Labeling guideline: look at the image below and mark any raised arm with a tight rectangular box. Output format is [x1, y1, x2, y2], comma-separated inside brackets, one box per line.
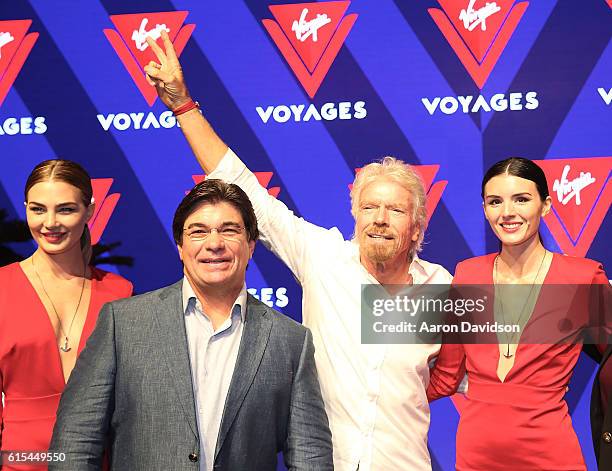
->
[49, 303, 117, 471]
[284, 329, 333, 470]
[144, 30, 226, 174]
[144, 31, 340, 283]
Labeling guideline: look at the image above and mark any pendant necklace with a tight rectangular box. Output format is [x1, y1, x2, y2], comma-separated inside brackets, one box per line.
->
[32, 255, 87, 353]
[494, 249, 547, 358]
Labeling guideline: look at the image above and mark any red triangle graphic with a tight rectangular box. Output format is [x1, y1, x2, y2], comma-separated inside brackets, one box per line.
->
[110, 11, 188, 70]
[269, 1, 350, 72]
[263, 2, 357, 98]
[0, 20, 38, 107]
[91, 178, 113, 219]
[429, 1, 528, 88]
[412, 165, 448, 226]
[191, 175, 205, 185]
[534, 158, 611, 257]
[413, 165, 439, 192]
[437, 0, 514, 63]
[105, 11, 195, 106]
[90, 178, 121, 245]
[0, 20, 30, 79]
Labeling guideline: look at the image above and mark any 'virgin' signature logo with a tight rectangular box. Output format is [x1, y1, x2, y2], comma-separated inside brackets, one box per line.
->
[552, 165, 596, 206]
[459, 0, 501, 31]
[292, 8, 331, 42]
[131, 18, 169, 51]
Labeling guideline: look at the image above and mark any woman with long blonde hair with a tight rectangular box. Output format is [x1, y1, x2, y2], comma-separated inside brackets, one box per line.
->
[0, 160, 132, 470]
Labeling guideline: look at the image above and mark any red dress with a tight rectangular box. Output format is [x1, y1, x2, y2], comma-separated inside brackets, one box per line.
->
[0, 262, 132, 470]
[428, 253, 610, 471]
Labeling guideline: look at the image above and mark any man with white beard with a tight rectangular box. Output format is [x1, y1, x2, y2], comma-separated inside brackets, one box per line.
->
[145, 31, 453, 471]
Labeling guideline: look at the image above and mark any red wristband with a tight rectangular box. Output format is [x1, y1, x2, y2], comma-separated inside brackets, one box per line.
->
[173, 100, 200, 116]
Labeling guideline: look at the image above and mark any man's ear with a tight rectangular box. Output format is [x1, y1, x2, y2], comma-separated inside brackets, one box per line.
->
[177, 243, 184, 262]
[248, 240, 256, 258]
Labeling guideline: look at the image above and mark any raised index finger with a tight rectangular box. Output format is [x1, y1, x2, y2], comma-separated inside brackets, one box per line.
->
[146, 36, 167, 65]
[160, 29, 179, 64]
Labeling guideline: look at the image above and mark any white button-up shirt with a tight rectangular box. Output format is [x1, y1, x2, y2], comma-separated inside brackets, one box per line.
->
[210, 149, 453, 471]
[182, 278, 247, 471]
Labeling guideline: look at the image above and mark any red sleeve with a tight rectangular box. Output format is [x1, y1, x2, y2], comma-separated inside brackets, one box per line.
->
[427, 258, 482, 401]
[427, 339, 466, 401]
[0, 268, 6, 452]
[1, 368, 4, 450]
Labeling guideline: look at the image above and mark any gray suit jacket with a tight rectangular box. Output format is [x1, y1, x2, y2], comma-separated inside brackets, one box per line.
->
[49, 281, 333, 471]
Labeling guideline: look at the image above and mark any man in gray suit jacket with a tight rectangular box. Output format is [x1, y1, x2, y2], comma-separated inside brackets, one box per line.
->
[49, 180, 333, 471]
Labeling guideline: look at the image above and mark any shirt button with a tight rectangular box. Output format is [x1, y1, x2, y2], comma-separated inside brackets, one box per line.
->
[603, 432, 612, 444]
[188, 452, 199, 462]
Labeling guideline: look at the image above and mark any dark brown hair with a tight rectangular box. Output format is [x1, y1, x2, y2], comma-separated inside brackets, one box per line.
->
[482, 157, 550, 201]
[25, 159, 94, 263]
[172, 179, 259, 245]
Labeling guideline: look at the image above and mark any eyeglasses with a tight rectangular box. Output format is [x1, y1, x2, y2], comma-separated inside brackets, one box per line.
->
[183, 225, 245, 242]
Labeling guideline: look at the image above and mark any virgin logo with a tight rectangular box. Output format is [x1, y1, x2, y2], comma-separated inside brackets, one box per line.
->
[552, 165, 596, 206]
[292, 8, 331, 42]
[262, 1, 358, 98]
[459, 0, 501, 31]
[535, 157, 611, 257]
[104, 11, 195, 106]
[0, 19, 39, 107]
[429, 0, 528, 89]
[131, 18, 169, 52]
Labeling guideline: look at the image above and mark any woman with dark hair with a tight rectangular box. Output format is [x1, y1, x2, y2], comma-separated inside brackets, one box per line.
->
[427, 157, 610, 470]
[0, 160, 132, 470]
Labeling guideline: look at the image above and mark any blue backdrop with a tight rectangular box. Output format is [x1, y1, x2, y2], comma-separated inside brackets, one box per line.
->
[1, 1, 610, 469]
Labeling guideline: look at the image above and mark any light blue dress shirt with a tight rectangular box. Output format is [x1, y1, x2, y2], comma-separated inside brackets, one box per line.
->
[182, 277, 247, 471]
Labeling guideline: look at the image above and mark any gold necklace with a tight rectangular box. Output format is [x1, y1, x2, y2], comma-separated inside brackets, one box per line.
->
[32, 255, 87, 353]
[493, 250, 547, 358]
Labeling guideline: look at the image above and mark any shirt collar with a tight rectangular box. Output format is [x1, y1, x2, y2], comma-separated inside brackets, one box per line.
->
[181, 276, 247, 322]
[409, 255, 428, 283]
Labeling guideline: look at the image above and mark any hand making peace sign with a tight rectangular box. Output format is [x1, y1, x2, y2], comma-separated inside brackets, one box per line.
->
[144, 29, 191, 110]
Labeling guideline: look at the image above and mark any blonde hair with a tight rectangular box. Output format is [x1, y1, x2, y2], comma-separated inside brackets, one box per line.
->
[350, 156, 427, 259]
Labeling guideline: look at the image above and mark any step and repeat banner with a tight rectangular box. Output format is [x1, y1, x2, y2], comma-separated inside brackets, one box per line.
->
[1, 1, 610, 469]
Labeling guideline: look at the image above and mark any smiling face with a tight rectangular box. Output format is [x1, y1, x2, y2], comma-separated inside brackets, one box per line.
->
[483, 174, 551, 248]
[177, 201, 255, 295]
[26, 180, 93, 256]
[355, 177, 420, 265]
